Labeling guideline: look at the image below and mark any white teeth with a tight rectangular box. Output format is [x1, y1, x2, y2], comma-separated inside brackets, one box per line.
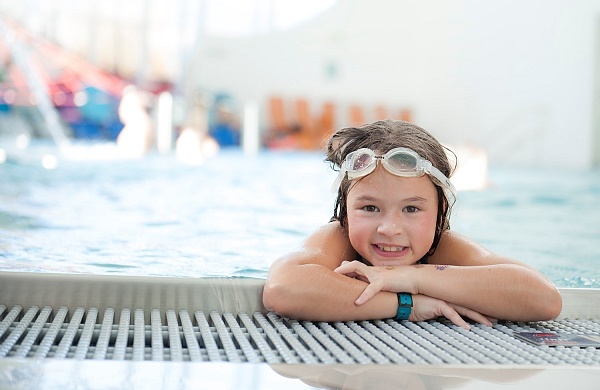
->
[378, 245, 404, 252]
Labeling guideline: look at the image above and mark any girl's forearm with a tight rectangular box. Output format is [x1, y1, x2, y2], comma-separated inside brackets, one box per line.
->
[413, 264, 562, 321]
[264, 263, 398, 322]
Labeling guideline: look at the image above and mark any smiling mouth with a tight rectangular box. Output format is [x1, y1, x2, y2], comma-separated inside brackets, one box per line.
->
[376, 245, 406, 252]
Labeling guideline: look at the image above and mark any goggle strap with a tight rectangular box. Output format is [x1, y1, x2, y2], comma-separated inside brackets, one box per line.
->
[331, 168, 346, 194]
[421, 160, 432, 173]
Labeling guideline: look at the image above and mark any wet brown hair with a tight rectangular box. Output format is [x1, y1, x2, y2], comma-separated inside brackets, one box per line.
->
[325, 119, 456, 257]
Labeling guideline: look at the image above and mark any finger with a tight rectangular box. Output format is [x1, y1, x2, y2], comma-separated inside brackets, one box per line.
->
[354, 283, 381, 305]
[354, 274, 370, 283]
[469, 313, 494, 327]
[458, 308, 494, 327]
[439, 306, 472, 330]
[450, 304, 493, 327]
[334, 269, 357, 278]
[334, 263, 372, 285]
[334, 261, 360, 274]
[335, 261, 369, 278]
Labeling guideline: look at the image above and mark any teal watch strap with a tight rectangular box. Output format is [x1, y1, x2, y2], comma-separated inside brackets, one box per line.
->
[395, 292, 413, 321]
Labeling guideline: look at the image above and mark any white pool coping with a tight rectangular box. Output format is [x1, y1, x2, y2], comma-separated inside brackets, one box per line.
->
[2, 272, 598, 320]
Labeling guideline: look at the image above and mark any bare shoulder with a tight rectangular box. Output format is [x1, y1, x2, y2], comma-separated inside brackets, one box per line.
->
[429, 230, 524, 267]
[275, 221, 357, 270]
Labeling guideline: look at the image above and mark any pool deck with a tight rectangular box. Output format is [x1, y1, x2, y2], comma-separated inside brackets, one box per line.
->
[1, 272, 599, 389]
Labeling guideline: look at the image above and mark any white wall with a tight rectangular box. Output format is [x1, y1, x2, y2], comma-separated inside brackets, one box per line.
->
[193, 0, 599, 168]
[1, 0, 598, 168]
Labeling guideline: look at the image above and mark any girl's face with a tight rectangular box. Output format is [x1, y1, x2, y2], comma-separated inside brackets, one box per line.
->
[346, 165, 439, 266]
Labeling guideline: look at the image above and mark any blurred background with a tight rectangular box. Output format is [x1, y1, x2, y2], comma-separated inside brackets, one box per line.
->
[0, 0, 598, 168]
[0, 1, 599, 285]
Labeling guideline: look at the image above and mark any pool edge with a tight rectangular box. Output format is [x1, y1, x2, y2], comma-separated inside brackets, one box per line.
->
[0, 271, 266, 321]
[0, 271, 598, 320]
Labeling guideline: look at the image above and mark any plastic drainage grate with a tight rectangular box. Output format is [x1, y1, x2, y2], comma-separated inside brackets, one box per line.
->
[1, 304, 600, 364]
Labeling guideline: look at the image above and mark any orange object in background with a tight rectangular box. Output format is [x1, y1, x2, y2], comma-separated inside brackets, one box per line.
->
[266, 96, 336, 150]
[266, 96, 412, 150]
[294, 98, 315, 150]
[297, 99, 337, 150]
[349, 104, 365, 127]
[317, 101, 335, 149]
[268, 96, 290, 134]
[266, 96, 299, 150]
[399, 108, 413, 123]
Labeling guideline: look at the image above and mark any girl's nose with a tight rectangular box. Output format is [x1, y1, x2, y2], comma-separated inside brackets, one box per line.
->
[377, 216, 403, 236]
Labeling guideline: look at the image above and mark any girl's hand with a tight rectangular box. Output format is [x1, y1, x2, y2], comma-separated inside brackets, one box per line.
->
[334, 261, 495, 329]
[410, 294, 494, 330]
[334, 260, 417, 304]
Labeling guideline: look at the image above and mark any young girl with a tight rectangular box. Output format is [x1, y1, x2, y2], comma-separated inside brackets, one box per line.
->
[263, 120, 561, 329]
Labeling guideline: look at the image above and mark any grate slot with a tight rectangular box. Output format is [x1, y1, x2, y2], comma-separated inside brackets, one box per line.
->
[335, 321, 389, 364]
[132, 309, 145, 361]
[384, 320, 452, 363]
[195, 311, 219, 361]
[0, 306, 38, 358]
[239, 312, 279, 364]
[166, 309, 183, 361]
[223, 312, 261, 363]
[112, 308, 130, 360]
[375, 320, 438, 363]
[210, 311, 240, 362]
[254, 312, 298, 363]
[34, 306, 68, 359]
[13, 306, 52, 358]
[1, 304, 600, 365]
[55, 307, 84, 359]
[319, 322, 370, 364]
[302, 321, 354, 364]
[266, 312, 316, 364]
[0, 305, 22, 340]
[357, 321, 410, 364]
[290, 320, 336, 364]
[93, 308, 114, 360]
[74, 307, 97, 360]
[150, 309, 164, 361]
[180, 310, 202, 362]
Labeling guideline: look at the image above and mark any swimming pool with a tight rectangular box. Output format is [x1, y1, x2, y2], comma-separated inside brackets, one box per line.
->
[1, 142, 599, 288]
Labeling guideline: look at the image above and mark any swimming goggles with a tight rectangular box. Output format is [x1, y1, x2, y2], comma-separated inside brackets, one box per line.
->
[331, 147, 456, 200]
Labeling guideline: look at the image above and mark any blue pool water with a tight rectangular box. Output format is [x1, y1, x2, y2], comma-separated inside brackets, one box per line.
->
[1, 143, 599, 288]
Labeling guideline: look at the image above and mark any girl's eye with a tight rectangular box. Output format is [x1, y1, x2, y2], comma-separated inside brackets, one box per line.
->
[403, 205, 419, 213]
[362, 205, 379, 212]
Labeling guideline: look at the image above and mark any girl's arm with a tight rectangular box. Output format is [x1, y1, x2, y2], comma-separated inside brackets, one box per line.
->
[263, 222, 398, 321]
[335, 230, 562, 321]
[263, 223, 492, 327]
[421, 230, 562, 321]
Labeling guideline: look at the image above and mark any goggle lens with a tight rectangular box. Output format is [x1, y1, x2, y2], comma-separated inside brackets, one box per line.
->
[387, 152, 418, 172]
[349, 152, 374, 171]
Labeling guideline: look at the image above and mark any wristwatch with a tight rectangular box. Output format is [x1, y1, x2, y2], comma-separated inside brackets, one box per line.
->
[395, 292, 413, 321]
